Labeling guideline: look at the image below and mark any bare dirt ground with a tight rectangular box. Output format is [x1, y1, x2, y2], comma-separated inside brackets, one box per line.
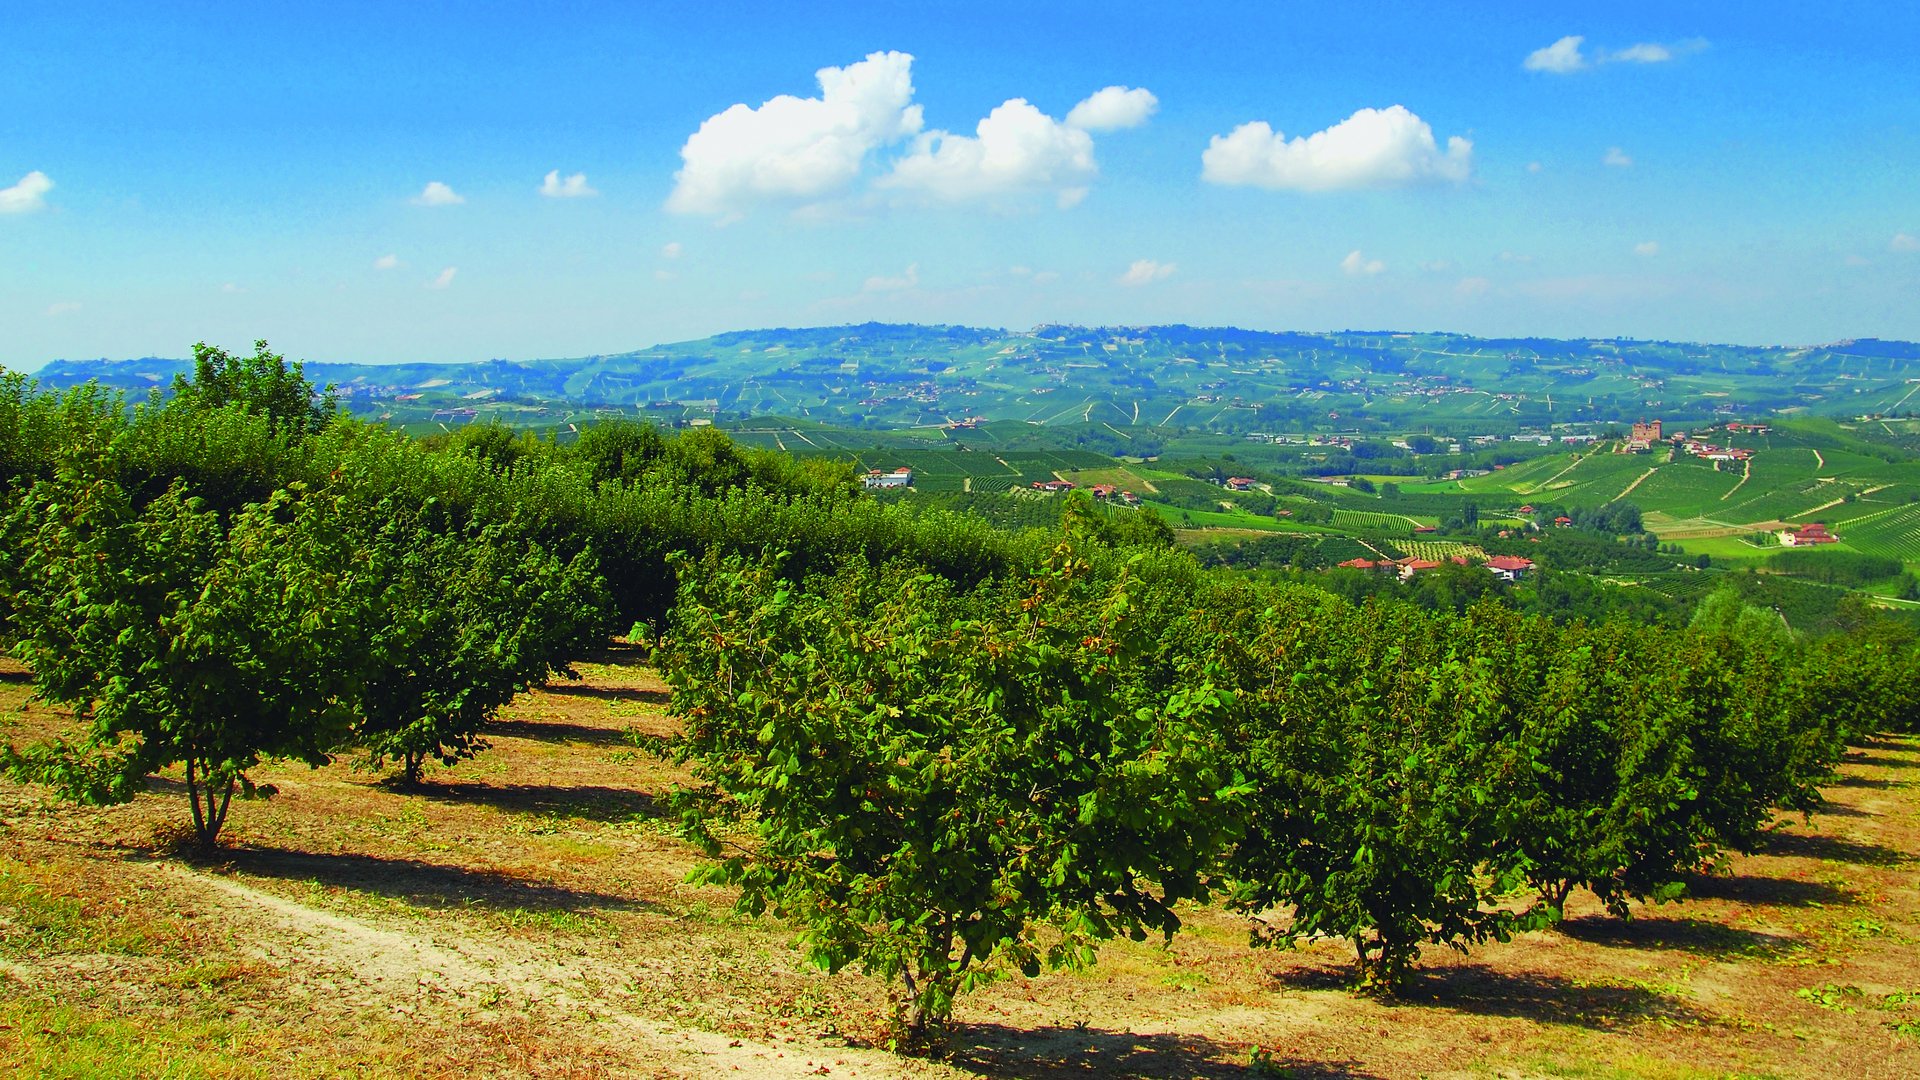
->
[4, 649, 1919, 1078]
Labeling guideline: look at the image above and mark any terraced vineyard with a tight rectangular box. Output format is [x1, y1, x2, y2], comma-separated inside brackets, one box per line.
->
[1830, 504, 1920, 562]
[1627, 461, 1744, 512]
[1331, 509, 1427, 533]
[1400, 539, 1489, 563]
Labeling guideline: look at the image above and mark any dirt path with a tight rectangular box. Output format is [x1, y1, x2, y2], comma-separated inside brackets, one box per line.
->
[1615, 466, 1659, 501]
[1721, 457, 1752, 500]
[152, 863, 947, 1080]
[1525, 453, 1586, 493]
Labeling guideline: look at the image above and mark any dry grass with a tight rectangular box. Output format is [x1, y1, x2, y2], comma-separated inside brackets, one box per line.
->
[4, 651, 1920, 1077]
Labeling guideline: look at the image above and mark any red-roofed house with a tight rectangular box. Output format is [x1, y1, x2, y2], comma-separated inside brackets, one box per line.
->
[1780, 523, 1838, 546]
[1399, 559, 1443, 580]
[1225, 477, 1256, 491]
[1553, 515, 1573, 528]
[1486, 555, 1535, 581]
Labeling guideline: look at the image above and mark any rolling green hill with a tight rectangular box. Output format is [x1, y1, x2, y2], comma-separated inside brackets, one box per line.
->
[27, 323, 1920, 438]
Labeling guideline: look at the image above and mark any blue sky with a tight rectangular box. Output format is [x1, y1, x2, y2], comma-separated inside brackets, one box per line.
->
[3, 1, 1917, 367]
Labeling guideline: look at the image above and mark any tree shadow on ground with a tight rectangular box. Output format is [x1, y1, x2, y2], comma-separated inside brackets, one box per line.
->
[486, 717, 637, 747]
[412, 780, 661, 824]
[944, 1023, 1378, 1079]
[1752, 830, 1910, 867]
[1388, 965, 1712, 1030]
[538, 682, 671, 707]
[1681, 872, 1851, 907]
[0, 667, 31, 684]
[1829, 775, 1911, 790]
[1842, 753, 1918, 770]
[1555, 914, 1799, 960]
[186, 845, 651, 914]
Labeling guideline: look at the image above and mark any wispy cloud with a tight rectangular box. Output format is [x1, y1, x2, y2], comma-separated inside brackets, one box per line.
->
[539, 170, 597, 198]
[660, 241, 683, 259]
[412, 181, 464, 206]
[863, 263, 919, 292]
[1341, 250, 1385, 276]
[45, 301, 81, 316]
[428, 266, 457, 289]
[1893, 233, 1920, 253]
[374, 253, 401, 270]
[0, 170, 54, 214]
[1525, 35, 1706, 74]
[1604, 147, 1634, 168]
[1202, 105, 1472, 192]
[1634, 241, 1660, 256]
[1119, 259, 1176, 286]
[1524, 36, 1588, 74]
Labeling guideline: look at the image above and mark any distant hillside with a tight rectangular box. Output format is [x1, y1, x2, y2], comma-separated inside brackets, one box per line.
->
[27, 323, 1920, 435]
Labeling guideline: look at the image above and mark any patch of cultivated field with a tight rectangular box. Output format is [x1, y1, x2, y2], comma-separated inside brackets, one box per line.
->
[5, 655, 1920, 1078]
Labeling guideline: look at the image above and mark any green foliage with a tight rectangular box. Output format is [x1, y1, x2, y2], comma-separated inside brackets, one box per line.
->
[345, 503, 611, 784]
[170, 339, 335, 437]
[658, 540, 1241, 1037]
[1218, 596, 1541, 991]
[3, 477, 365, 844]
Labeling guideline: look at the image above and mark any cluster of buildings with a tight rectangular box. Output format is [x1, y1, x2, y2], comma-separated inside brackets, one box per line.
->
[1029, 479, 1140, 504]
[1677, 437, 1753, 463]
[1779, 523, 1839, 547]
[861, 468, 913, 490]
[1625, 418, 1665, 452]
[1335, 553, 1536, 582]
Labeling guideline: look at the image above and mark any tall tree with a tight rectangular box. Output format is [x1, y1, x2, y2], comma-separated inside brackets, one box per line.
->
[3, 477, 364, 845]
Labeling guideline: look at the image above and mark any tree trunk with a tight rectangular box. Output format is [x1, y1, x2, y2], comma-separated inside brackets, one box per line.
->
[185, 756, 235, 848]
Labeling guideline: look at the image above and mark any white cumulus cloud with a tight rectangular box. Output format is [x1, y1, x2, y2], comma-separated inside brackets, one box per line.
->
[882, 98, 1098, 207]
[1118, 259, 1175, 286]
[863, 263, 920, 292]
[667, 50, 923, 217]
[1634, 241, 1660, 256]
[0, 170, 54, 214]
[1065, 86, 1158, 131]
[660, 241, 683, 259]
[428, 267, 457, 289]
[1525, 36, 1588, 73]
[1892, 233, 1920, 252]
[413, 181, 464, 206]
[540, 170, 597, 198]
[1201, 105, 1472, 192]
[1604, 147, 1634, 168]
[374, 253, 401, 270]
[1341, 250, 1385, 276]
[46, 301, 81, 317]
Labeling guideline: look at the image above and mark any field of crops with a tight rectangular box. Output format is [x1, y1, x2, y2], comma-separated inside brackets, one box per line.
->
[1626, 462, 1743, 514]
[1331, 509, 1425, 533]
[1530, 453, 1660, 501]
[1631, 572, 1728, 604]
[1400, 540, 1488, 563]
[1829, 504, 1920, 563]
